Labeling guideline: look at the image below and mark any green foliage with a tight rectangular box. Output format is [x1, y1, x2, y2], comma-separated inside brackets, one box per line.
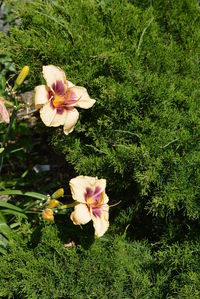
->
[0, 199, 27, 254]
[1, 223, 200, 298]
[154, 241, 200, 298]
[0, 221, 11, 254]
[1, 0, 199, 221]
[0, 54, 15, 96]
[0, 1, 200, 297]
[0, 223, 153, 299]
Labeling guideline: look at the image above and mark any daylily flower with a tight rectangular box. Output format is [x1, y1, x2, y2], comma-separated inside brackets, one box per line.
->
[0, 97, 10, 124]
[34, 65, 96, 135]
[69, 176, 109, 237]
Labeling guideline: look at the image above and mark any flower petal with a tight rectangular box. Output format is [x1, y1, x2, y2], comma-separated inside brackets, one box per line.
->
[70, 86, 96, 109]
[40, 102, 68, 127]
[34, 85, 49, 108]
[70, 176, 97, 203]
[43, 65, 67, 89]
[50, 109, 68, 127]
[0, 98, 10, 124]
[103, 193, 109, 204]
[67, 80, 75, 88]
[88, 178, 108, 204]
[92, 204, 109, 237]
[39, 102, 55, 126]
[70, 203, 91, 225]
[63, 108, 79, 135]
[69, 176, 106, 203]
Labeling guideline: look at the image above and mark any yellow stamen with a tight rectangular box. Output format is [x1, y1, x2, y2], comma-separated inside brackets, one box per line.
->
[87, 197, 94, 205]
[87, 192, 104, 206]
[98, 193, 103, 204]
[52, 96, 65, 108]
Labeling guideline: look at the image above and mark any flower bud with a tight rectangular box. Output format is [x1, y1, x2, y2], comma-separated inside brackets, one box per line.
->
[42, 208, 54, 222]
[51, 188, 64, 199]
[47, 199, 60, 209]
[14, 66, 30, 88]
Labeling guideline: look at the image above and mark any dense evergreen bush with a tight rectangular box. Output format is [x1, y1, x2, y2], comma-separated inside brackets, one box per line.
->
[0, 224, 154, 299]
[1, 0, 200, 297]
[1, 224, 200, 298]
[1, 0, 199, 219]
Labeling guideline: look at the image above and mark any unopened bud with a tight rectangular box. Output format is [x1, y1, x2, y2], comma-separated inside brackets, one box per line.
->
[42, 208, 54, 222]
[51, 188, 64, 199]
[14, 66, 30, 89]
[47, 199, 60, 209]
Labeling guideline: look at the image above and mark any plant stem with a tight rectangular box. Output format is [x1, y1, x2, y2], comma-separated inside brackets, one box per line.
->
[58, 202, 78, 209]
[0, 109, 16, 174]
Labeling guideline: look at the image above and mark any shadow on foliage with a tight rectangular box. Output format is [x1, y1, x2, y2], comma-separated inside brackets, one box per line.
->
[29, 223, 43, 249]
[55, 214, 95, 250]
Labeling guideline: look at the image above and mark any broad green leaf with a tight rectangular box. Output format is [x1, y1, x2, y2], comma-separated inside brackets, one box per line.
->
[0, 148, 4, 154]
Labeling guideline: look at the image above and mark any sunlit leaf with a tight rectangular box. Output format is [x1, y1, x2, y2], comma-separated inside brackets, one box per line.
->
[0, 201, 23, 212]
[0, 209, 27, 219]
[0, 211, 6, 222]
[0, 222, 12, 237]
[0, 190, 48, 200]
[0, 246, 7, 254]
[10, 222, 21, 229]
[0, 148, 4, 154]
[0, 233, 9, 255]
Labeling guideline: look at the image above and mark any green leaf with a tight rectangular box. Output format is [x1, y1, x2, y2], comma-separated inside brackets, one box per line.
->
[0, 234, 9, 247]
[0, 246, 7, 254]
[0, 148, 4, 154]
[0, 211, 6, 222]
[0, 222, 12, 238]
[10, 147, 24, 154]
[21, 169, 29, 178]
[10, 222, 21, 229]
[0, 209, 27, 219]
[0, 201, 23, 212]
[0, 190, 48, 201]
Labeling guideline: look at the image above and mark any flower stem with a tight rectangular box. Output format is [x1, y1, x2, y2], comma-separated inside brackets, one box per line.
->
[0, 109, 16, 174]
[58, 202, 78, 210]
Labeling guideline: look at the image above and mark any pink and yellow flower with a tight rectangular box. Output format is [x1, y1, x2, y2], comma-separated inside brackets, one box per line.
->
[0, 97, 10, 124]
[34, 65, 96, 135]
[69, 176, 109, 237]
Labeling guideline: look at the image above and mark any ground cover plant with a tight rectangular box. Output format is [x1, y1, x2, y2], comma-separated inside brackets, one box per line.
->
[0, 0, 200, 298]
